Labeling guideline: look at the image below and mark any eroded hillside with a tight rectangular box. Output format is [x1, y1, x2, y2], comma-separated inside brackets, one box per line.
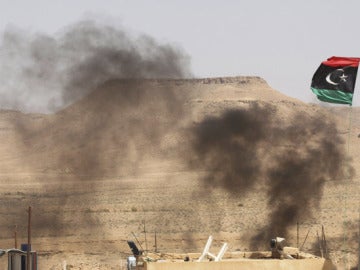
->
[0, 77, 358, 269]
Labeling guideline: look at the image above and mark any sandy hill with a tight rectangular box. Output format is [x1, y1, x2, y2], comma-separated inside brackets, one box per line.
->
[0, 76, 358, 269]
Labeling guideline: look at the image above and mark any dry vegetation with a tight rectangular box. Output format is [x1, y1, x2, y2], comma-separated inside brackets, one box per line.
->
[0, 77, 359, 269]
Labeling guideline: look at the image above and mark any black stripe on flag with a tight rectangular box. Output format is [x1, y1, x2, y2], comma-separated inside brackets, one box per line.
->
[311, 64, 358, 93]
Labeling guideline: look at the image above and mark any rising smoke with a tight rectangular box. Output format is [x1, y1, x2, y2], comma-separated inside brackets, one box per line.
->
[6, 19, 192, 177]
[0, 20, 191, 113]
[1, 20, 192, 237]
[188, 104, 274, 195]
[187, 102, 353, 247]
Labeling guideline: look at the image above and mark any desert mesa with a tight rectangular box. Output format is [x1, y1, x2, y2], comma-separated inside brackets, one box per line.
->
[0, 76, 358, 269]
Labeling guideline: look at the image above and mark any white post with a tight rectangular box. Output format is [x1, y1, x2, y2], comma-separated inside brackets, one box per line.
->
[215, 243, 228, 261]
[197, 236, 213, 262]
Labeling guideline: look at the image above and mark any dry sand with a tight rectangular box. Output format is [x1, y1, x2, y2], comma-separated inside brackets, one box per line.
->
[0, 77, 358, 269]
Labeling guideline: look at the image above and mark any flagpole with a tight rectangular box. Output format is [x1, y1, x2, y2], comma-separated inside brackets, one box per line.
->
[311, 56, 360, 269]
[342, 104, 353, 269]
[355, 68, 360, 270]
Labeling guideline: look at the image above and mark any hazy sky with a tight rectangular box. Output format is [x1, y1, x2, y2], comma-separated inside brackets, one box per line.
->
[1, 0, 360, 108]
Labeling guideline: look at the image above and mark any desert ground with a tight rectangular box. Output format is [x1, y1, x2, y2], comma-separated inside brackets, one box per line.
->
[0, 77, 359, 269]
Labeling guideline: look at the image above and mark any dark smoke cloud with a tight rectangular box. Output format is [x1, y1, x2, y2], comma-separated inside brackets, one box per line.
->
[188, 104, 274, 194]
[3, 20, 192, 238]
[255, 114, 354, 247]
[51, 79, 188, 179]
[8, 19, 192, 178]
[0, 20, 191, 113]
[187, 103, 353, 248]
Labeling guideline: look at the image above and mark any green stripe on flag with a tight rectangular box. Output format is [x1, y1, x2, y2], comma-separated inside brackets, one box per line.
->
[311, 87, 353, 105]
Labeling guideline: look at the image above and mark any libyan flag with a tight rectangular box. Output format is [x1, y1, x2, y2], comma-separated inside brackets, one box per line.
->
[311, 56, 360, 105]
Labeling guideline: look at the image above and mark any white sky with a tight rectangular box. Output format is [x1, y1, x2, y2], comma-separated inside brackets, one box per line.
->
[1, 0, 360, 107]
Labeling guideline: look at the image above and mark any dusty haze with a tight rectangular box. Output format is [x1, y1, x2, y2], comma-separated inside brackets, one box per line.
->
[0, 20, 358, 270]
[0, 76, 358, 269]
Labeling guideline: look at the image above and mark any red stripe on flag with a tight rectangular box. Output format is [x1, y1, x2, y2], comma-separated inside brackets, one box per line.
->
[322, 56, 360, 67]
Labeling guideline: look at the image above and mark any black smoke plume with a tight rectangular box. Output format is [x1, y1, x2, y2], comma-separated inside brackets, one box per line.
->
[188, 104, 274, 195]
[188, 103, 353, 248]
[0, 20, 191, 238]
[0, 20, 191, 113]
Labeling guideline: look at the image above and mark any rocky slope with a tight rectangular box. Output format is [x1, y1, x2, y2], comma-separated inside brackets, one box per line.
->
[0, 76, 358, 269]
